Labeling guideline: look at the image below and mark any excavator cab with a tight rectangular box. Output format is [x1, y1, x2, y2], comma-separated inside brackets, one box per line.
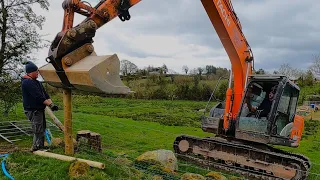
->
[235, 75, 304, 147]
[202, 75, 304, 148]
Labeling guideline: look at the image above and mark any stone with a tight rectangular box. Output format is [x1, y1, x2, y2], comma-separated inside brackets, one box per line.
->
[136, 149, 178, 173]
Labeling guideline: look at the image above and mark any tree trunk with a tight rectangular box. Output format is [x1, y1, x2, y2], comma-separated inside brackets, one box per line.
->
[0, 2, 8, 74]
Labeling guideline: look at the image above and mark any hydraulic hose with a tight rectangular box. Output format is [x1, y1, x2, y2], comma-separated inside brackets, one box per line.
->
[0, 154, 14, 180]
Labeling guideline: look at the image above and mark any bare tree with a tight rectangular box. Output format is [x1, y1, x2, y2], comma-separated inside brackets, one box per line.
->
[278, 63, 302, 79]
[167, 69, 177, 74]
[189, 68, 198, 75]
[309, 54, 320, 77]
[0, 0, 49, 75]
[182, 65, 189, 74]
[120, 60, 138, 76]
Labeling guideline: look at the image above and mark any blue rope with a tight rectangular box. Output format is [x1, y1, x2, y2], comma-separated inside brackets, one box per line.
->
[45, 129, 51, 145]
[0, 154, 14, 180]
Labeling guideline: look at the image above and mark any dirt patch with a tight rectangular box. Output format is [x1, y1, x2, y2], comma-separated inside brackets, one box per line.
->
[0, 144, 19, 154]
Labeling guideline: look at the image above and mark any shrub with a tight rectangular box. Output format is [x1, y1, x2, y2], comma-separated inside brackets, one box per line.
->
[0, 74, 21, 117]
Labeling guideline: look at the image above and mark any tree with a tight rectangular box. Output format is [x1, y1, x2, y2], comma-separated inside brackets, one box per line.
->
[161, 64, 168, 74]
[309, 54, 320, 77]
[120, 60, 138, 76]
[278, 63, 302, 80]
[256, 68, 265, 74]
[167, 69, 177, 74]
[189, 68, 197, 75]
[303, 70, 315, 86]
[297, 70, 315, 87]
[0, 74, 21, 116]
[205, 65, 217, 75]
[182, 65, 189, 74]
[216, 67, 229, 78]
[197, 67, 204, 76]
[0, 0, 49, 117]
[0, 0, 49, 75]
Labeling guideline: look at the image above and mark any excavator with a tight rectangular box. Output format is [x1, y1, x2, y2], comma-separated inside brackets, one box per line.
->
[38, 0, 311, 179]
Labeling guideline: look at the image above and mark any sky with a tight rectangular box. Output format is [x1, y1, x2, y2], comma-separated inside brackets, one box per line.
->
[33, 0, 320, 74]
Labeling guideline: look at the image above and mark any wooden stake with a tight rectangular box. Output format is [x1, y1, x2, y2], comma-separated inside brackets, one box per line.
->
[63, 89, 74, 155]
[45, 106, 65, 132]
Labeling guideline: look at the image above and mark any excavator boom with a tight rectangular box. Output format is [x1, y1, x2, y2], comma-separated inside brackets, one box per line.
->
[38, 0, 311, 179]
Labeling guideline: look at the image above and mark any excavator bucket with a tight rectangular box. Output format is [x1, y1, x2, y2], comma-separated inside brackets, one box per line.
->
[38, 53, 131, 94]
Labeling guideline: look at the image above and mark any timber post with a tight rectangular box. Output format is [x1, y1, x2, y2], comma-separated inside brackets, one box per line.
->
[63, 89, 74, 155]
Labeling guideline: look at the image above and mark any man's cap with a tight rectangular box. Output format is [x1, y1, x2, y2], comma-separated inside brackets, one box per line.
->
[25, 61, 38, 73]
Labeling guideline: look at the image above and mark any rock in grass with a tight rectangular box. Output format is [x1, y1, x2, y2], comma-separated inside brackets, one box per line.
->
[181, 173, 205, 180]
[69, 161, 90, 178]
[135, 149, 178, 173]
[206, 172, 227, 180]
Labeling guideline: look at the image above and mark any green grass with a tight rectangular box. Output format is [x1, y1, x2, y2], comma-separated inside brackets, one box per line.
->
[0, 97, 216, 179]
[1, 96, 320, 179]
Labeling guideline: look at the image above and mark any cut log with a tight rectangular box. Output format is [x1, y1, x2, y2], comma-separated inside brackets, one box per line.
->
[33, 150, 105, 169]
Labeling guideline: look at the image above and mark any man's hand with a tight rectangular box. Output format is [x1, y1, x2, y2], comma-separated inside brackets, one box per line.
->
[49, 103, 59, 111]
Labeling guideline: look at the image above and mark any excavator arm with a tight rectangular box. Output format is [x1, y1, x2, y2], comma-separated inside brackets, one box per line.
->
[50, 0, 141, 60]
[41, 0, 253, 130]
[39, 1, 311, 179]
[40, 0, 141, 94]
[200, 0, 253, 130]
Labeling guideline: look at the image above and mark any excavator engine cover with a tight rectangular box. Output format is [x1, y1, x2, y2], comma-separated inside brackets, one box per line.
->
[39, 53, 131, 94]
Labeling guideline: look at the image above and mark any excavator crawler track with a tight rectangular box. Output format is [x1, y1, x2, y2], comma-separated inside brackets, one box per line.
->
[173, 135, 311, 180]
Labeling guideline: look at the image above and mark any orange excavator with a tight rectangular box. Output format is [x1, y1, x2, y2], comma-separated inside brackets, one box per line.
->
[39, 0, 311, 179]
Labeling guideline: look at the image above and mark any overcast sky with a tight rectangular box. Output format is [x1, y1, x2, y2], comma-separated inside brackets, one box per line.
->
[33, 0, 320, 74]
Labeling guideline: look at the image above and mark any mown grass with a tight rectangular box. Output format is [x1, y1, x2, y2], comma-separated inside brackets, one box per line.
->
[0, 96, 218, 179]
[278, 116, 320, 177]
[1, 96, 320, 179]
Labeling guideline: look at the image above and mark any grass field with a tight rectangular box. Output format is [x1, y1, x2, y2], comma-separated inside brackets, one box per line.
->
[0, 95, 320, 179]
[0, 96, 216, 179]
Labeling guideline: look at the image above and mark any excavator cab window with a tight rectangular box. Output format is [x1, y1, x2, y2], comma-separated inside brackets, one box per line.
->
[272, 82, 299, 137]
[238, 81, 279, 134]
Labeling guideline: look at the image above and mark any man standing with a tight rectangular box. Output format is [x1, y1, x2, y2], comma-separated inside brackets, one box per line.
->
[21, 61, 59, 151]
